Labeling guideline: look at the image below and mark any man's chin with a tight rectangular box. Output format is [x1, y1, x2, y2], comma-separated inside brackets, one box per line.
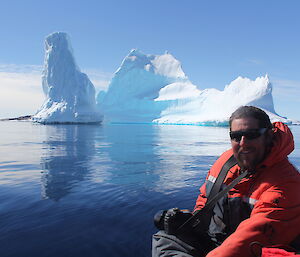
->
[237, 159, 256, 172]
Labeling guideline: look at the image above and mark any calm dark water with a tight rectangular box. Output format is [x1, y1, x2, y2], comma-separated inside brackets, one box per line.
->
[0, 121, 299, 257]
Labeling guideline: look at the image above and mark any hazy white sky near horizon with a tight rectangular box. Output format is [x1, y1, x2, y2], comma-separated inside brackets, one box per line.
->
[0, 0, 299, 120]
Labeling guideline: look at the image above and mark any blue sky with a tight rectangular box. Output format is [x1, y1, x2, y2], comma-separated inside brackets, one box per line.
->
[0, 0, 299, 120]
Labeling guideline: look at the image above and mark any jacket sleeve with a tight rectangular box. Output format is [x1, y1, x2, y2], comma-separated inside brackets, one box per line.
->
[194, 175, 209, 211]
[206, 182, 300, 257]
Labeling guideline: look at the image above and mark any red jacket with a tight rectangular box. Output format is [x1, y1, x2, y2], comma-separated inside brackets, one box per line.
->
[194, 122, 300, 257]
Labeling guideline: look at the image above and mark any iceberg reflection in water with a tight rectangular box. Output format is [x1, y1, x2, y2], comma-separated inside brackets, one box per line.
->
[0, 121, 299, 257]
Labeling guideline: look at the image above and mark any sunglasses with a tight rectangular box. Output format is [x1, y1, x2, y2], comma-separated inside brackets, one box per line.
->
[229, 128, 268, 142]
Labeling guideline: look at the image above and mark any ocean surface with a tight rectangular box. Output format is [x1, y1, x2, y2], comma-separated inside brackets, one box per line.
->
[0, 121, 299, 257]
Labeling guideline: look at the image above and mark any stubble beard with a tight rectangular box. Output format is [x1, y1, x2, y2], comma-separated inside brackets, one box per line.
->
[236, 154, 257, 172]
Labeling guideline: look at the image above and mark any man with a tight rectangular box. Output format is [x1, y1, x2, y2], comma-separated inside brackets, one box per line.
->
[153, 106, 300, 257]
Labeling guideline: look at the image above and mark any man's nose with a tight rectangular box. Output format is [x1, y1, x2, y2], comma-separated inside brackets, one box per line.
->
[239, 136, 248, 146]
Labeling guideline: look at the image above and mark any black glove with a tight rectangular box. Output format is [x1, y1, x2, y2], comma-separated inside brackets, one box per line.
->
[154, 208, 193, 235]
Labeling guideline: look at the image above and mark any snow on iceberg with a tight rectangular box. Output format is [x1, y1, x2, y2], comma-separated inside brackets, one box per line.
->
[33, 32, 102, 124]
[97, 49, 290, 125]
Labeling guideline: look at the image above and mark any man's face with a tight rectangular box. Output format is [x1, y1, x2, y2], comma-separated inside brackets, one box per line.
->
[230, 117, 270, 171]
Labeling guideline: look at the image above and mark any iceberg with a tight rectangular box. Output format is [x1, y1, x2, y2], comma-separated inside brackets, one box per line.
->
[96, 49, 192, 123]
[154, 75, 290, 125]
[97, 50, 291, 125]
[33, 32, 102, 124]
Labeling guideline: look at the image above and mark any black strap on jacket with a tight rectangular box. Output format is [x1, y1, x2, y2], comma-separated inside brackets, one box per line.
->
[176, 154, 250, 235]
[207, 154, 237, 203]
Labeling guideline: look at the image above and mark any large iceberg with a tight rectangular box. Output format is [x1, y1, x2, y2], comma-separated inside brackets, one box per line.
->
[97, 49, 193, 123]
[33, 32, 102, 124]
[97, 50, 290, 125]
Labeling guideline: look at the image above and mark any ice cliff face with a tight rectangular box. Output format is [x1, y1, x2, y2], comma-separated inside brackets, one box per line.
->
[97, 50, 288, 125]
[33, 32, 102, 124]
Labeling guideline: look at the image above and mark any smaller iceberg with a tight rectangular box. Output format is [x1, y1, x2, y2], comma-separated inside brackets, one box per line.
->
[33, 32, 102, 124]
[154, 75, 290, 125]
